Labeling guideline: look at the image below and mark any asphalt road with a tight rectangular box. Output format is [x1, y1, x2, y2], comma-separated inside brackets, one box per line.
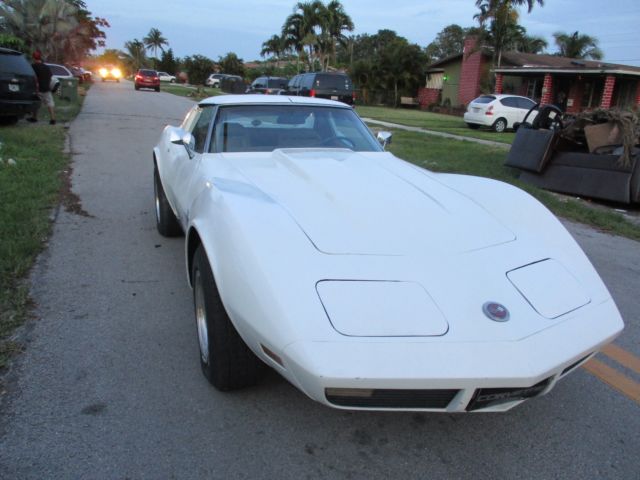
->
[1, 81, 639, 479]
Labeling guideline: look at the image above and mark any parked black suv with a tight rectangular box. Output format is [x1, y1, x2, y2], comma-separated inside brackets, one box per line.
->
[246, 76, 288, 94]
[0, 48, 40, 124]
[285, 72, 354, 105]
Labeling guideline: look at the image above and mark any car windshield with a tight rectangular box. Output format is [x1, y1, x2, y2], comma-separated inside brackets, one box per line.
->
[210, 105, 381, 153]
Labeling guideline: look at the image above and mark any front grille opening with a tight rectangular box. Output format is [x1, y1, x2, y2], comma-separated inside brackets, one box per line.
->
[561, 353, 593, 376]
[466, 377, 552, 411]
[325, 388, 459, 409]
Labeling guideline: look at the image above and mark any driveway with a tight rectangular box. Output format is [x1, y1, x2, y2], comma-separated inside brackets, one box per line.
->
[1, 80, 638, 479]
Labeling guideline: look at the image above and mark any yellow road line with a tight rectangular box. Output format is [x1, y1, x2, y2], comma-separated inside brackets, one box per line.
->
[600, 344, 640, 376]
[583, 358, 640, 405]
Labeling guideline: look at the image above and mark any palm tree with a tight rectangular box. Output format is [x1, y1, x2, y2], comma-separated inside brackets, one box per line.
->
[282, 1, 324, 70]
[0, 0, 79, 62]
[261, 34, 284, 63]
[124, 38, 147, 72]
[474, 0, 544, 66]
[553, 31, 603, 60]
[322, 0, 354, 69]
[143, 28, 168, 67]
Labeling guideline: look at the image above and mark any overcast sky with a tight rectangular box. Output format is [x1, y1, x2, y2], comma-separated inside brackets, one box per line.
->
[88, 0, 640, 66]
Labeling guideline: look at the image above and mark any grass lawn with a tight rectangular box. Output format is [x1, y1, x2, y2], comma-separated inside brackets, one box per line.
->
[0, 89, 86, 369]
[384, 128, 640, 241]
[161, 84, 224, 100]
[356, 105, 516, 144]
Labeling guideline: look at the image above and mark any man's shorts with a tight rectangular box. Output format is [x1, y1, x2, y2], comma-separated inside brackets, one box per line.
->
[38, 91, 55, 108]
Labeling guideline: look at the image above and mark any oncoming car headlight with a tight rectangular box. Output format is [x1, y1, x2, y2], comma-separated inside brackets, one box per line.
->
[111, 68, 122, 78]
[99, 67, 108, 77]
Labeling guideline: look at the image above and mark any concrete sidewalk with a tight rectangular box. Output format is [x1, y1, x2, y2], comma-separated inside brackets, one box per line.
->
[363, 117, 511, 150]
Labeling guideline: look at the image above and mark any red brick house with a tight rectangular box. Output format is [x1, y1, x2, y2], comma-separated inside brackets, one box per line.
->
[419, 37, 640, 112]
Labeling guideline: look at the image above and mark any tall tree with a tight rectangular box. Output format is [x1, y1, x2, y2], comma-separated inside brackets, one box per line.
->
[424, 24, 468, 62]
[553, 31, 603, 60]
[157, 48, 179, 74]
[123, 38, 148, 72]
[321, 0, 353, 69]
[474, 0, 544, 66]
[261, 35, 285, 60]
[218, 52, 245, 76]
[143, 27, 168, 67]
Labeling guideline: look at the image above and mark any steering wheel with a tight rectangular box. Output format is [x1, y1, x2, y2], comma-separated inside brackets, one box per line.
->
[319, 135, 356, 149]
[532, 104, 564, 131]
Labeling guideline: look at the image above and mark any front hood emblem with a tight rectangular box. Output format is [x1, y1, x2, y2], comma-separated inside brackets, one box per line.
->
[482, 302, 510, 322]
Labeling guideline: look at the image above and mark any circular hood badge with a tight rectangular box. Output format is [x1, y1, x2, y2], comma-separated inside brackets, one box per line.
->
[482, 302, 510, 322]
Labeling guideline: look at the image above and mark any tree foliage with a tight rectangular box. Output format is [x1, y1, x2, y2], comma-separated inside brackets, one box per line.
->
[280, 0, 353, 71]
[123, 38, 149, 72]
[553, 31, 603, 60]
[424, 24, 469, 62]
[218, 52, 245, 76]
[183, 54, 215, 84]
[157, 48, 178, 74]
[143, 27, 168, 67]
[0, 0, 108, 63]
[474, 0, 544, 66]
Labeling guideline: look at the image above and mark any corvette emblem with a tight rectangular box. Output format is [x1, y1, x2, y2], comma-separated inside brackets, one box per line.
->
[482, 302, 510, 322]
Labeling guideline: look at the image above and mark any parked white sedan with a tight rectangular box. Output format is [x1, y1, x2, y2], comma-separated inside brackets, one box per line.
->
[464, 94, 538, 132]
[157, 71, 176, 83]
[153, 95, 623, 412]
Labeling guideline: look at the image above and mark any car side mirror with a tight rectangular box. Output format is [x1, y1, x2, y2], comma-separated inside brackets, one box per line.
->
[377, 131, 392, 149]
[169, 127, 195, 158]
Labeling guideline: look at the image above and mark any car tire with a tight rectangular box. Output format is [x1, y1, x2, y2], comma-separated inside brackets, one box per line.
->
[155, 86, 160, 92]
[154, 165, 182, 237]
[192, 245, 265, 391]
[101, 78, 105, 82]
[135, 85, 139, 90]
[116, 79, 120, 83]
[493, 118, 508, 133]
[170, 79, 175, 83]
[466, 123, 480, 130]
[0, 116, 19, 126]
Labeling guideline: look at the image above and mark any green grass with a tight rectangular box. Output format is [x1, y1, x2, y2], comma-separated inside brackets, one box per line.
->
[0, 94, 84, 369]
[384, 128, 640, 241]
[161, 84, 224, 100]
[356, 105, 516, 144]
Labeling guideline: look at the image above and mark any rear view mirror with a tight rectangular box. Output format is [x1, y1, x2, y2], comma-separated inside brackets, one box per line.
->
[377, 131, 392, 148]
[169, 127, 195, 158]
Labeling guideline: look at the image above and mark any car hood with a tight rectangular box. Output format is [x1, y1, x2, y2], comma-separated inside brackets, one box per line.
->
[228, 149, 516, 255]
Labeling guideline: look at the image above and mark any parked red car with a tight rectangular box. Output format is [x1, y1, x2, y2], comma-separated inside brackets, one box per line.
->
[134, 69, 160, 92]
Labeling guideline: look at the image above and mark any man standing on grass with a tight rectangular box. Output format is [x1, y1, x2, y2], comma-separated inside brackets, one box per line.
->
[28, 50, 56, 125]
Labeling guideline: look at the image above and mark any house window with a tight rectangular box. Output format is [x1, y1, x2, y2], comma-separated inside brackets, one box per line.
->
[582, 79, 603, 109]
[426, 72, 444, 89]
[526, 78, 543, 101]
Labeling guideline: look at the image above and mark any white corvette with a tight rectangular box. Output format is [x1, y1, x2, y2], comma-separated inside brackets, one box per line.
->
[153, 95, 623, 412]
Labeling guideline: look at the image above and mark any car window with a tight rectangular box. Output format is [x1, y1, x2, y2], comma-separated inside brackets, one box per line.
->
[252, 78, 265, 88]
[500, 97, 519, 108]
[210, 105, 381, 153]
[300, 74, 314, 90]
[313, 74, 352, 90]
[48, 64, 70, 76]
[0, 53, 33, 75]
[472, 95, 496, 104]
[268, 78, 287, 88]
[517, 97, 536, 110]
[192, 107, 216, 153]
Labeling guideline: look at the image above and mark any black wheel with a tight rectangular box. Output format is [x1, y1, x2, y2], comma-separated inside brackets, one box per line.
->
[155, 86, 160, 92]
[116, 79, 120, 83]
[170, 79, 175, 83]
[466, 123, 480, 130]
[493, 118, 508, 133]
[135, 85, 140, 90]
[154, 165, 182, 237]
[101, 78, 105, 82]
[192, 246, 265, 391]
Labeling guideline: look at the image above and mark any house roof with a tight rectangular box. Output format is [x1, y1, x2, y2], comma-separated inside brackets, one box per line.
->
[497, 52, 640, 75]
[426, 50, 640, 76]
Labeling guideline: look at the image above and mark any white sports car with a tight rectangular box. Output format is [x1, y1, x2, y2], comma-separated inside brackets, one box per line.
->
[153, 95, 624, 412]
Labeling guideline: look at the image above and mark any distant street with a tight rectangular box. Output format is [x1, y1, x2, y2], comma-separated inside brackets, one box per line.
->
[1, 80, 638, 479]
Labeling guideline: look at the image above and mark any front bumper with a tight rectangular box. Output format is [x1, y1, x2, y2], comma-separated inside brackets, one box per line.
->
[280, 298, 622, 412]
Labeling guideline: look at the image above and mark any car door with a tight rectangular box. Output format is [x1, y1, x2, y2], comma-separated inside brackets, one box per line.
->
[517, 97, 538, 123]
[172, 105, 216, 224]
[499, 97, 521, 127]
